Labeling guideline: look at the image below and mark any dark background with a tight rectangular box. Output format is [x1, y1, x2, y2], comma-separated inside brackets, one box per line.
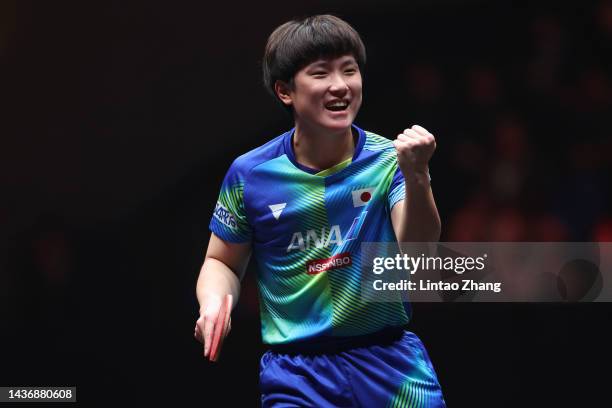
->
[2, 0, 611, 406]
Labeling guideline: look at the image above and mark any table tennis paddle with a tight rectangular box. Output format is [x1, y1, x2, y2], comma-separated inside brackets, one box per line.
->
[209, 294, 232, 362]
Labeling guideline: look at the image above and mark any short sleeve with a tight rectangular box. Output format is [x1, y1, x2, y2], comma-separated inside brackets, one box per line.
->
[209, 160, 253, 243]
[387, 167, 432, 210]
[388, 166, 406, 210]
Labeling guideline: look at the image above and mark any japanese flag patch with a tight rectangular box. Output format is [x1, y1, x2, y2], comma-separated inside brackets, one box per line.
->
[351, 187, 375, 207]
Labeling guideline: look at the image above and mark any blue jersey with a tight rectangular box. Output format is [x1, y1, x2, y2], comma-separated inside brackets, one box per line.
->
[210, 124, 410, 344]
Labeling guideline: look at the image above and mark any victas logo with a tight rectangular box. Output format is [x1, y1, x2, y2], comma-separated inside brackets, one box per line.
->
[213, 201, 237, 229]
[306, 252, 352, 274]
[268, 203, 286, 220]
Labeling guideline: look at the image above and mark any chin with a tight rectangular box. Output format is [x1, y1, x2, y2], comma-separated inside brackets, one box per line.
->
[321, 117, 354, 132]
[321, 123, 352, 135]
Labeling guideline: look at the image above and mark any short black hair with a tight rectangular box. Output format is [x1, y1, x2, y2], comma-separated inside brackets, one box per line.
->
[262, 14, 366, 102]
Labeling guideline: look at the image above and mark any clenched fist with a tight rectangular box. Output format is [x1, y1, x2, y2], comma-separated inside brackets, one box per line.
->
[393, 125, 436, 177]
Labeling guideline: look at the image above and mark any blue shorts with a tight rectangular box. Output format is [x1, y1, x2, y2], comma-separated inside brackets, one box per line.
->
[260, 330, 446, 407]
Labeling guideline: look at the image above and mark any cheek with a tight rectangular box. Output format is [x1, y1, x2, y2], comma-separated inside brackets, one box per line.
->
[350, 79, 363, 99]
[298, 86, 325, 105]
[352, 84, 363, 108]
[309, 90, 329, 110]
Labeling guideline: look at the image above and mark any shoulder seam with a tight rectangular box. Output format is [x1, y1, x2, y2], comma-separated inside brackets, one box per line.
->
[364, 130, 395, 152]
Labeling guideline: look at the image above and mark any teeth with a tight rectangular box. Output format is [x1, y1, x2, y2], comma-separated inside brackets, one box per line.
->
[326, 101, 348, 109]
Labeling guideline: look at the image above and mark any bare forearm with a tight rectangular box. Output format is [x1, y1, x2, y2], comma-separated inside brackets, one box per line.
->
[194, 234, 250, 359]
[396, 171, 441, 242]
[196, 257, 241, 312]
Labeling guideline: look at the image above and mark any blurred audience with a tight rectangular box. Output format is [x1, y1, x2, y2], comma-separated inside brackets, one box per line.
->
[442, 4, 610, 242]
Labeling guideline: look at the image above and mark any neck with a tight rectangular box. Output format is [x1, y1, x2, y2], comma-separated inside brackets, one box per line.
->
[292, 122, 355, 171]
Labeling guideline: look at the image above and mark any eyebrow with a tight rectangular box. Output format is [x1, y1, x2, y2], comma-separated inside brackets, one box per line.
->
[308, 57, 358, 69]
[308, 61, 328, 69]
[341, 59, 358, 67]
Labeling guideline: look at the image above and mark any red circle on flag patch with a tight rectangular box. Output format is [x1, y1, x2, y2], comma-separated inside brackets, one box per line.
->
[360, 192, 371, 202]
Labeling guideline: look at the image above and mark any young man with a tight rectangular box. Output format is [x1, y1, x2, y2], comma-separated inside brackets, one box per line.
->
[194, 14, 445, 407]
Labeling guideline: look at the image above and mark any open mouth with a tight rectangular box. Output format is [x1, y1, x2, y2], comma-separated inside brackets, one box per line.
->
[325, 100, 349, 112]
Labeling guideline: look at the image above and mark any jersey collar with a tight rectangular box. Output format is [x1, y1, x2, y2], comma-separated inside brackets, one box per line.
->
[283, 124, 366, 175]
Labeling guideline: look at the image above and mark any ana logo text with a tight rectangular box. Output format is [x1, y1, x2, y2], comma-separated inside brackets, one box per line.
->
[287, 212, 367, 252]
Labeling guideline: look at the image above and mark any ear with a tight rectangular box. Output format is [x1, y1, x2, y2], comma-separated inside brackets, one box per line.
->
[274, 80, 293, 106]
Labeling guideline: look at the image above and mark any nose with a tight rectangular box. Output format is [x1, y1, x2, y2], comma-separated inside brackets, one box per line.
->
[328, 72, 349, 95]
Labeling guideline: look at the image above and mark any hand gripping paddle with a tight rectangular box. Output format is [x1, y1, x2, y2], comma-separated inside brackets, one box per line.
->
[209, 294, 232, 362]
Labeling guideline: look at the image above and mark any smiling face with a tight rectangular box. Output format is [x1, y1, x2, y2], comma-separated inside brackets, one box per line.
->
[275, 55, 363, 135]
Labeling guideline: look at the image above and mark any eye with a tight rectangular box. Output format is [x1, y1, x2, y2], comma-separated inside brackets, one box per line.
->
[344, 67, 358, 75]
[311, 71, 327, 77]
